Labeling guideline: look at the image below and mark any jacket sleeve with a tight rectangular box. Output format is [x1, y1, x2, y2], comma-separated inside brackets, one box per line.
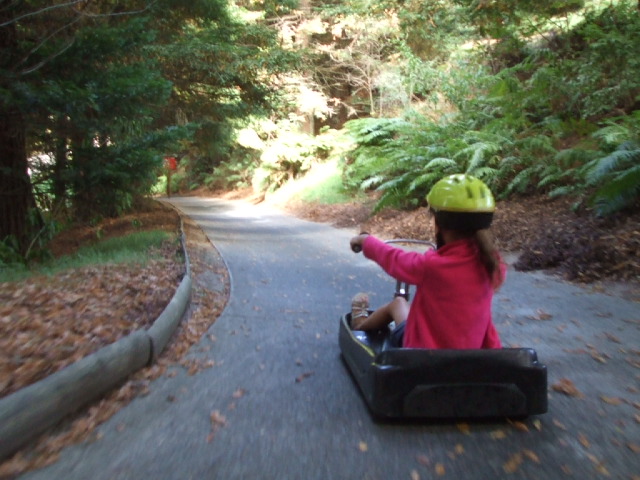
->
[362, 235, 428, 285]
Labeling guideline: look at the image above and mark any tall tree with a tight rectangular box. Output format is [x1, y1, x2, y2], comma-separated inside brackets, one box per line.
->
[1, 0, 292, 252]
[0, 1, 163, 251]
[0, 5, 32, 254]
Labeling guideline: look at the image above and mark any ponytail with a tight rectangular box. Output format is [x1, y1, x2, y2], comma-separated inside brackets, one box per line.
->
[474, 229, 504, 290]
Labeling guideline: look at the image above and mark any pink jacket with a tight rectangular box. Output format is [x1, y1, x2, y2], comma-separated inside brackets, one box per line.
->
[362, 236, 503, 349]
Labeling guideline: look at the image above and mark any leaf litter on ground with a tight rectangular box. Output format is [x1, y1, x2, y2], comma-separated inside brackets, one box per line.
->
[0, 209, 230, 477]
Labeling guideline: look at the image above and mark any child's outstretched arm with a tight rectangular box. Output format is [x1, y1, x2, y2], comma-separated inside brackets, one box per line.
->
[353, 234, 427, 285]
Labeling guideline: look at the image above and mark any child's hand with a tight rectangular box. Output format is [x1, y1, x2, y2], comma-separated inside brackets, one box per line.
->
[350, 233, 369, 253]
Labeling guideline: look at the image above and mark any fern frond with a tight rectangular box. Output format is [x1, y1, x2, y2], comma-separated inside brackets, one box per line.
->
[360, 175, 385, 191]
[548, 185, 576, 198]
[343, 117, 409, 146]
[587, 146, 640, 185]
[376, 171, 414, 192]
[592, 123, 632, 147]
[373, 188, 403, 213]
[591, 164, 640, 215]
[498, 155, 526, 171]
[503, 167, 536, 196]
[409, 172, 442, 192]
[423, 157, 458, 171]
[472, 167, 498, 183]
[462, 142, 501, 173]
[516, 135, 556, 156]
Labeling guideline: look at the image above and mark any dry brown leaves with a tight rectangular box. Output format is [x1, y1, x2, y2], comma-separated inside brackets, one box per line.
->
[0, 206, 230, 478]
[0, 250, 184, 399]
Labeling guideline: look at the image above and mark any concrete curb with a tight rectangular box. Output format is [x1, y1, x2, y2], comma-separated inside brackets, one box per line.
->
[0, 216, 192, 462]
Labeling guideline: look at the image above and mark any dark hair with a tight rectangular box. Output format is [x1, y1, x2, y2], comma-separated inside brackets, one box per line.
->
[432, 210, 493, 231]
[474, 229, 504, 289]
[430, 208, 504, 289]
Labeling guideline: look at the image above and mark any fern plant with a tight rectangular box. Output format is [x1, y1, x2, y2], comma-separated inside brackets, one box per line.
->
[587, 140, 640, 215]
[498, 134, 558, 196]
[582, 113, 640, 215]
[341, 117, 411, 192]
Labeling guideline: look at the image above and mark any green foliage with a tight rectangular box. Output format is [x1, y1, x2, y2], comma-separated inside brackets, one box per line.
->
[0, 208, 59, 268]
[204, 145, 260, 190]
[0, 236, 24, 269]
[456, 0, 585, 39]
[341, 117, 411, 192]
[586, 113, 640, 215]
[6, 0, 640, 230]
[254, 131, 333, 193]
[0, 230, 175, 284]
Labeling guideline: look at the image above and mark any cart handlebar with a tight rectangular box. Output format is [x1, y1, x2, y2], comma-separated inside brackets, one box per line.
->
[351, 238, 436, 253]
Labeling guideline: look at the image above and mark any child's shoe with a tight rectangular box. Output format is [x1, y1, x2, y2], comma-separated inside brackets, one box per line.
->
[350, 292, 369, 329]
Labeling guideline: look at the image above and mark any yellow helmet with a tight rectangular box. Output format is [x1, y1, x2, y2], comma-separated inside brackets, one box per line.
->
[426, 174, 495, 230]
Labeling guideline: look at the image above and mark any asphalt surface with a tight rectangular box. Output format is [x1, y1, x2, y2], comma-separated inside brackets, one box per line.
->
[21, 197, 640, 480]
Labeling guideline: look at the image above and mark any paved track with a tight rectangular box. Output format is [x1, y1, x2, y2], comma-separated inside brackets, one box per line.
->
[22, 197, 640, 479]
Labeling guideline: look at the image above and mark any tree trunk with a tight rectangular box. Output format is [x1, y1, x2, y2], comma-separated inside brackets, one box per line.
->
[0, 15, 38, 254]
[0, 108, 36, 252]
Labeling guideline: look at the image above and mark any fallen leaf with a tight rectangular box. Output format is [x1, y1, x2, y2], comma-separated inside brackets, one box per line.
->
[595, 462, 610, 476]
[551, 378, 584, 398]
[456, 422, 471, 434]
[454, 444, 465, 455]
[435, 463, 446, 476]
[532, 419, 542, 431]
[358, 441, 368, 452]
[210, 410, 227, 428]
[553, 419, 567, 431]
[578, 433, 590, 449]
[491, 430, 507, 440]
[232, 388, 246, 399]
[295, 371, 314, 383]
[503, 453, 523, 474]
[628, 443, 640, 454]
[561, 465, 572, 475]
[410, 469, 420, 480]
[530, 309, 553, 321]
[416, 454, 430, 466]
[523, 449, 540, 463]
[604, 332, 621, 344]
[509, 420, 529, 432]
[600, 396, 625, 406]
[589, 350, 608, 363]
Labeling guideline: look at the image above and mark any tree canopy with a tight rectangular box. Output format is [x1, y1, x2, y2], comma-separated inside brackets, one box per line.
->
[0, 0, 294, 259]
[1, 0, 638, 264]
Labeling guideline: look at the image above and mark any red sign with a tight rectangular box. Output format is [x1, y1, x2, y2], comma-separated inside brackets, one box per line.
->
[165, 156, 177, 171]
